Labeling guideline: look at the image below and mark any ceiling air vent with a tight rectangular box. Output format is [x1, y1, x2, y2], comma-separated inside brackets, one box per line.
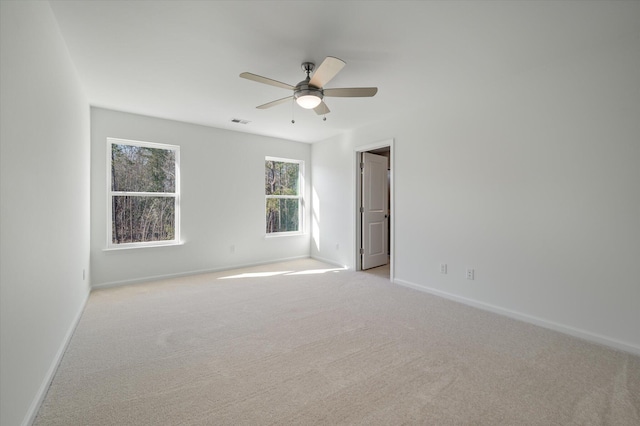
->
[231, 118, 250, 124]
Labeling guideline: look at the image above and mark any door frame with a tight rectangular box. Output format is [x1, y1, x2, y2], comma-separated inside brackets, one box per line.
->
[354, 139, 395, 280]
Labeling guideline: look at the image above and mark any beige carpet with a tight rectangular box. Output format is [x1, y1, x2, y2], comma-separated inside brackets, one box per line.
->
[35, 258, 639, 425]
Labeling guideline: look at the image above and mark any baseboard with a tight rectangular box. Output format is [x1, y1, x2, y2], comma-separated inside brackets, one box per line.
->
[92, 255, 312, 290]
[310, 255, 348, 270]
[394, 278, 640, 357]
[22, 288, 90, 426]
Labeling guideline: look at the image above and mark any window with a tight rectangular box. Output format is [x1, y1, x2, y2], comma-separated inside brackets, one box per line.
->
[107, 138, 180, 248]
[265, 157, 303, 234]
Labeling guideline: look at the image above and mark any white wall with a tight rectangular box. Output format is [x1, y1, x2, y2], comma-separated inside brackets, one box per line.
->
[0, 2, 91, 425]
[310, 134, 357, 267]
[312, 21, 640, 353]
[91, 108, 311, 287]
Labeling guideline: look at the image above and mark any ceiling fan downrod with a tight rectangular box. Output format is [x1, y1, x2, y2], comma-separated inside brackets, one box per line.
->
[301, 62, 315, 79]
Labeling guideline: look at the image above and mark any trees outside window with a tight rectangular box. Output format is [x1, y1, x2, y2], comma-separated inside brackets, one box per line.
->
[108, 138, 180, 248]
[265, 157, 303, 234]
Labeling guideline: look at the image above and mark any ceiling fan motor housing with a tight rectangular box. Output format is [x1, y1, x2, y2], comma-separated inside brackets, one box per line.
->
[294, 81, 323, 102]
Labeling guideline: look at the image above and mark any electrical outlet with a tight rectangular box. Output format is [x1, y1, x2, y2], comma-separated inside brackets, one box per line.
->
[466, 268, 475, 280]
[230, 244, 235, 253]
[440, 263, 447, 274]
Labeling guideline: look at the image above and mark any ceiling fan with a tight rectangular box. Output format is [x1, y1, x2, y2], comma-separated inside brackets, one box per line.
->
[240, 56, 377, 116]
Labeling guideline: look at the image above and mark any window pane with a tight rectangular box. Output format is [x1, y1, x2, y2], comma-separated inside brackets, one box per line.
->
[112, 196, 175, 243]
[265, 160, 299, 196]
[266, 198, 299, 233]
[112, 144, 176, 192]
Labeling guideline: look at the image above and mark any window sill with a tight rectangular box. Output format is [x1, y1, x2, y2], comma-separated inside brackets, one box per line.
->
[264, 232, 306, 239]
[103, 241, 184, 251]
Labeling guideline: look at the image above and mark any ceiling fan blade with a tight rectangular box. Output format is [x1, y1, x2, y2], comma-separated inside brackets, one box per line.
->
[240, 72, 294, 90]
[309, 57, 345, 88]
[323, 87, 378, 97]
[257, 96, 293, 109]
[314, 101, 330, 115]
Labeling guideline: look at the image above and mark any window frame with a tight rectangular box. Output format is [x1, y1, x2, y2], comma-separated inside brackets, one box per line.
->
[106, 137, 181, 249]
[265, 156, 304, 236]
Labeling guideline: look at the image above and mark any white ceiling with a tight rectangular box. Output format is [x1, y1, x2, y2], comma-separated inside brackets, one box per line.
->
[49, 0, 639, 143]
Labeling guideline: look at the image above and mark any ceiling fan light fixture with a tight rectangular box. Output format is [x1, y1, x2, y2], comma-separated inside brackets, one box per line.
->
[296, 94, 322, 109]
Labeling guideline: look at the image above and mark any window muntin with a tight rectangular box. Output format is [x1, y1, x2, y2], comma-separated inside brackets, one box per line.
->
[107, 138, 180, 248]
[265, 157, 303, 234]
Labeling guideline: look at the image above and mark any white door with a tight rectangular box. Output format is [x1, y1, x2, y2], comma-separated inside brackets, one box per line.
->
[361, 152, 389, 270]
